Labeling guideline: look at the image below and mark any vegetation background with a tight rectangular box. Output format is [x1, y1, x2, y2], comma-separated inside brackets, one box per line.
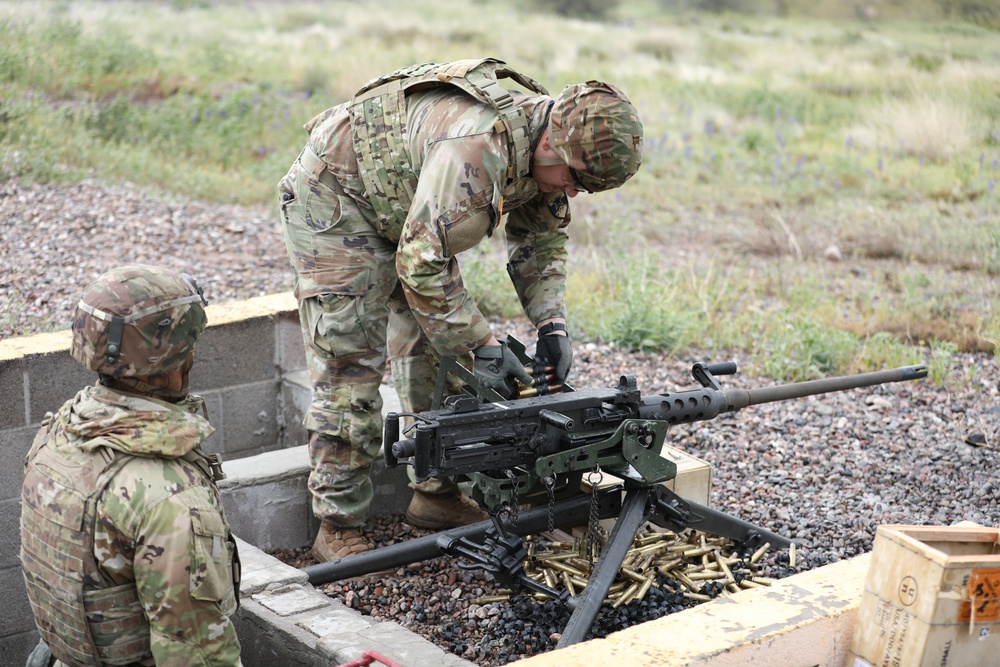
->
[2, 0, 998, 383]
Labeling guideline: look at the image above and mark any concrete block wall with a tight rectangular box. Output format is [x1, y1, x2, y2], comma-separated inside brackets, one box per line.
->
[0, 292, 315, 664]
[235, 538, 475, 667]
[218, 383, 409, 551]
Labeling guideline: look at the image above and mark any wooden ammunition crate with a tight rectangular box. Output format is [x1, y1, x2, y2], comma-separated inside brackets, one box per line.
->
[848, 524, 1000, 667]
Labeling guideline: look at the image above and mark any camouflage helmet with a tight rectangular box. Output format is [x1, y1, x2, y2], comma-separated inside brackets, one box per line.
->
[70, 265, 208, 378]
[548, 81, 643, 193]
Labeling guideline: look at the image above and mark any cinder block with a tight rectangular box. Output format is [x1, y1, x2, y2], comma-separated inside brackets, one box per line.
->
[24, 352, 92, 424]
[218, 381, 280, 459]
[278, 379, 308, 449]
[0, 358, 25, 429]
[194, 390, 225, 453]
[0, 425, 35, 503]
[222, 476, 314, 551]
[189, 317, 276, 391]
[233, 597, 330, 667]
[236, 537, 309, 597]
[276, 310, 306, 374]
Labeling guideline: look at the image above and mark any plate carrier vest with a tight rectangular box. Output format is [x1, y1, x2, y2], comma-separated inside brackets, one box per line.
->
[349, 57, 549, 242]
[20, 409, 231, 667]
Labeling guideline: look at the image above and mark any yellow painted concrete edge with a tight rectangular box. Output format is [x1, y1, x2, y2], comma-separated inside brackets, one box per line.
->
[0, 292, 298, 361]
[512, 552, 872, 667]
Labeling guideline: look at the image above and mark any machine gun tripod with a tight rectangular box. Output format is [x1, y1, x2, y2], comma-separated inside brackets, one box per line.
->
[304, 474, 791, 647]
[302, 355, 927, 647]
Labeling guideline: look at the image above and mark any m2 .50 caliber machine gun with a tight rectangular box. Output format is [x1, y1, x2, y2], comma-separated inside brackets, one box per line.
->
[303, 357, 927, 648]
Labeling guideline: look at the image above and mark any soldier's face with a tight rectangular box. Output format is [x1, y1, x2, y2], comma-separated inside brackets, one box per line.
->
[532, 163, 582, 198]
[532, 128, 583, 197]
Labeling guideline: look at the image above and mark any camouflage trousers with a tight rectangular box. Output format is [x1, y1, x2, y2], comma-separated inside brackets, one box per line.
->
[388, 304, 474, 494]
[282, 157, 470, 527]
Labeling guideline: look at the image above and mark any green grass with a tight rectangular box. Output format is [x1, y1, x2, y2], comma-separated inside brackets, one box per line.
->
[2, 0, 998, 382]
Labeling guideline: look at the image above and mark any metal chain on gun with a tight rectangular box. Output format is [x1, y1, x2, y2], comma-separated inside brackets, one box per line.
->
[585, 466, 604, 567]
[505, 469, 521, 528]
[543, 475, 556, 535]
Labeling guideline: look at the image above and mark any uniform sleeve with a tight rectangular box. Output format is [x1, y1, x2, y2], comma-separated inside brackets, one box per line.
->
[504, 193, 571, 325]
[133, 486, 242, 667]
[396, 131, 508, 356]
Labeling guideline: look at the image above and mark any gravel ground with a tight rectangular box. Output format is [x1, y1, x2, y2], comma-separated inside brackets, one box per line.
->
[4, 179, 1000, 664]
[0, 179, 292, 338]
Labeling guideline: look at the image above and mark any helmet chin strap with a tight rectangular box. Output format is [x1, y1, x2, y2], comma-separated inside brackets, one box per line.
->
[99, 354, 194, 402]
[532, 155, 565, 167]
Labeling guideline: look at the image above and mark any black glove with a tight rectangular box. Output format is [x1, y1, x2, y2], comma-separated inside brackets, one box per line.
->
[535, 322, 572, 383]
[473, 342, 532, 399]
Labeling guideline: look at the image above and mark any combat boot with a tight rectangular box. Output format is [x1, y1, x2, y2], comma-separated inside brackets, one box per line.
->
[312, 524, 369, 563]
[405, 490, 489, 530]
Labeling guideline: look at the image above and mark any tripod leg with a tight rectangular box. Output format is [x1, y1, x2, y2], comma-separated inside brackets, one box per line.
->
[556, 486, 652, 649]
[303, 489, 623, 585]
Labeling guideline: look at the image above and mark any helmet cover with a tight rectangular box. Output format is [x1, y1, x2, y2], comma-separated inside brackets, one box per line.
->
[548, 81, 644, 192]
[70, 265, 208, 378]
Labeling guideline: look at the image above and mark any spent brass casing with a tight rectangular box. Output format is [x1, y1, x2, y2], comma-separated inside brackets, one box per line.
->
[612, 582, 641, 609]
[543, 560, 589, 578]
[750, 542, 772, 565]
[635, 574, 655, 602]
[537, 552, 581, 562]
[473, 595, 510, 605]
[683, 591, 714, 602]
[717, 554, 736, 584]
[635, 531, 675, 546]
[561, 571, 576, 596]
[674, 570, 701, 593]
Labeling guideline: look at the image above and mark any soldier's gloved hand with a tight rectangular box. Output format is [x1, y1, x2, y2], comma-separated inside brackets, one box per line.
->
[535, 322, 572, 383]
[473, 342, 532, 399]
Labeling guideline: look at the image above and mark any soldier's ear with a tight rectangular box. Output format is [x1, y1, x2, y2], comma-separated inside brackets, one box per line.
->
[538, 128, 552, 152]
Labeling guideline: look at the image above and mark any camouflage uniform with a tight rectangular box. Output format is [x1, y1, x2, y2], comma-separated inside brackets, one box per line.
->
[20, 265, 241, 667]
[279, 62, 573, 526]
[21, 384, 241, 667]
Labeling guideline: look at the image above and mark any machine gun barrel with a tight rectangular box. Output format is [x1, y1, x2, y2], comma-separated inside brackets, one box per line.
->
[636, 364, 927, 426]
[724, 364, 928, 411]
